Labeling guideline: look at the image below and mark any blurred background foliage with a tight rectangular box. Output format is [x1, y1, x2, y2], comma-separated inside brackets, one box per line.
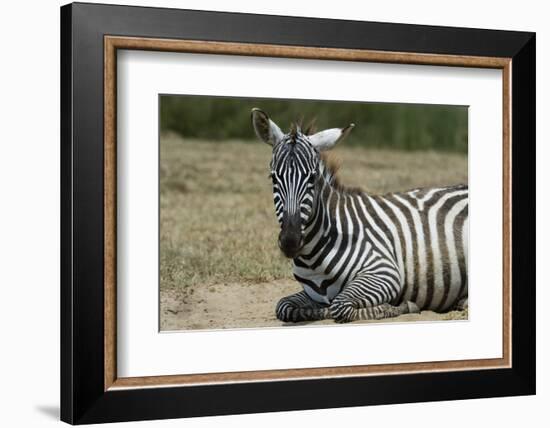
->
[160, 95, 468, 153]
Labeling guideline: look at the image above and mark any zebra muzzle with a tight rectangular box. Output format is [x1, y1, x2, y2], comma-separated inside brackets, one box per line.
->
[279, 212, 303, 259]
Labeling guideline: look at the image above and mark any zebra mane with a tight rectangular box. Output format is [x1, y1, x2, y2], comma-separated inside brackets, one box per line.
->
[290, 118, 317, 137]
[285, 118, 364, 195]
[319, 153, 364, 195]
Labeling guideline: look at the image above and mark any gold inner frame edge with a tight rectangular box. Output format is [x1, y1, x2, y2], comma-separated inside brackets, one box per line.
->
[104, 36, 512, 391]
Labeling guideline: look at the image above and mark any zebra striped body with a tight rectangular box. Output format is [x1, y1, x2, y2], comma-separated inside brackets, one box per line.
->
[293, 160, 468, 313]
[251, 108, 468, 323]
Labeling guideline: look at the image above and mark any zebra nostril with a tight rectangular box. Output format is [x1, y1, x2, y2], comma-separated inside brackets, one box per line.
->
[280, 233, 298, 248]
[278, 231, 302, 258]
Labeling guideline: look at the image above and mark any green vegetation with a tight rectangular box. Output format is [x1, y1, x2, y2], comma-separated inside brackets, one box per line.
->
[160, 95, 468, 153]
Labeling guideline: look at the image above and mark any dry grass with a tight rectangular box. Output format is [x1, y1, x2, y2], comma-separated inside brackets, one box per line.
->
[160, 133, 468, 294]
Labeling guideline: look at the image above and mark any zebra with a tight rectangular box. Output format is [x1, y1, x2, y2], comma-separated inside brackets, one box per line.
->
[251, 108, 469, 323]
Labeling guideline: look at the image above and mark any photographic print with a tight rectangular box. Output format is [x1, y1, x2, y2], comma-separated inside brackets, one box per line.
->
[159, 95, 469, 331]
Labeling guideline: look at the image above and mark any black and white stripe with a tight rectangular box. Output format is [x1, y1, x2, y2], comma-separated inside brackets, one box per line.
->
[251, 109, 468, 323]
[271, 131, 318, 226]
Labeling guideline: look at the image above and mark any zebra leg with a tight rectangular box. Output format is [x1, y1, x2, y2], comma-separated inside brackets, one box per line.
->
[330, 281, 420, 323]
[454, 297, 468, 311]
[276, 291, 330, 322]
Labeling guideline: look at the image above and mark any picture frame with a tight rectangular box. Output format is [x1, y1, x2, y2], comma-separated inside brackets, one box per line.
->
[60, 2, 535, 424]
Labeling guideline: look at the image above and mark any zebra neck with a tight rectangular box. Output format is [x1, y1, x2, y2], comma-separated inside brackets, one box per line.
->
[301, 161, 361, 251]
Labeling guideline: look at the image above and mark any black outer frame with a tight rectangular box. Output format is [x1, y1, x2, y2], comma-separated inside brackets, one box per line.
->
[60, 2, 535, 424]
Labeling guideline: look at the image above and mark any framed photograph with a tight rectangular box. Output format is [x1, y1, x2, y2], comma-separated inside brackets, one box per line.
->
[60, 2, 535, 424]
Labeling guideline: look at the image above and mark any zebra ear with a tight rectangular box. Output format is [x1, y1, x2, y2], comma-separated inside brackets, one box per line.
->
[251, 108, 284, 146]
[309, 123, 355, 151]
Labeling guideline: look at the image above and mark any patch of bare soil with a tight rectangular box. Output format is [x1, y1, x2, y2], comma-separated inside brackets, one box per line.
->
[160, 279, 467, 331]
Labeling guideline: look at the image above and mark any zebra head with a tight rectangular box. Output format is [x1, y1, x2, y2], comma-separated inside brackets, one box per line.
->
[251, 108, 354, 258]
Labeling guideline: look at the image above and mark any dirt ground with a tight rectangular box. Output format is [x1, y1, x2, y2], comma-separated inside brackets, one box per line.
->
[160, 136, 468, 331]
[161, 279, 467, 331]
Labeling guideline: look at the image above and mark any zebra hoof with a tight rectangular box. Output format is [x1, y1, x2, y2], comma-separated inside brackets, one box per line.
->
[454, 297, 468, 311]
[406, 301, 420, 314]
